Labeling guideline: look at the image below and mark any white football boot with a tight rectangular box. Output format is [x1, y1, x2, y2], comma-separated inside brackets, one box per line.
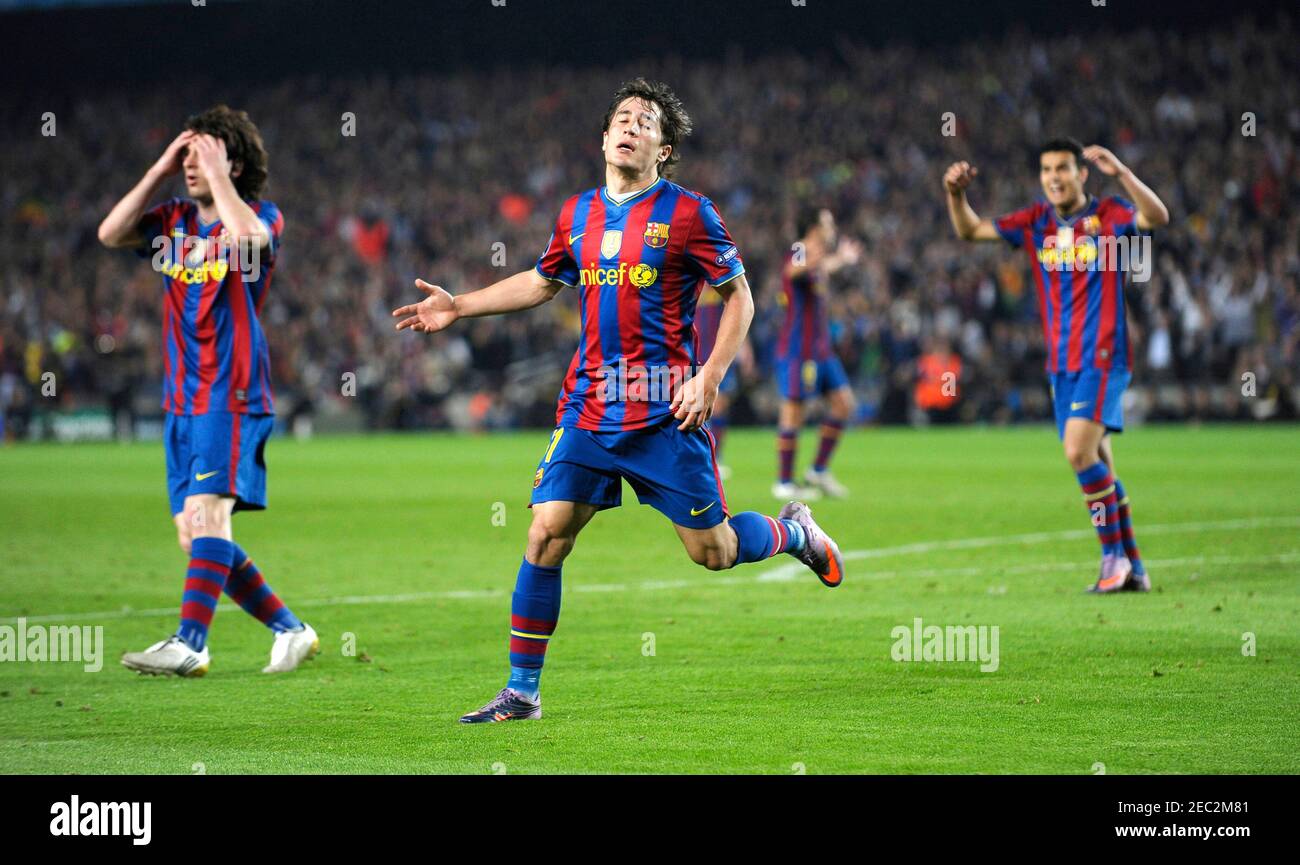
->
[121, 635, 210, 677]
[804, 468, 849, 499]
[772, 481, 822, 501]
[262, 624, 320, 673]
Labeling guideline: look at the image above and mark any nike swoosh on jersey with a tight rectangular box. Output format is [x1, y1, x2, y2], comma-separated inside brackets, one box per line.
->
[690, 502, 717, 516]
[195, 470, 220, 481]
[567, 231, 585, 245]
[1070, 401, 1090, 410]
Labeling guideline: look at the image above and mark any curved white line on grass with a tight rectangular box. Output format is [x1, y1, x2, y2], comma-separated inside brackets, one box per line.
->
[4, 516, 1298, 625]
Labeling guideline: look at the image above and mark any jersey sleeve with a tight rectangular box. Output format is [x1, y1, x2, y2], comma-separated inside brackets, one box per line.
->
[993, 204, 1037, 248]
[534, 202, 580, 288]
[684, 198, 745, 287]
[1103, 196, 1144, 237]
[254, 200, 285, 262]
[134, 198, 181, 259]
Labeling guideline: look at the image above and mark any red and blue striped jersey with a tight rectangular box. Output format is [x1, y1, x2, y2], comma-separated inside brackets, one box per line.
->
[995, 195, 1143, 373]
[136, 198, 281, 415]
[694, 285, 726, 363]
[776, 250, 832, 362]
[535, 177, 745, 432]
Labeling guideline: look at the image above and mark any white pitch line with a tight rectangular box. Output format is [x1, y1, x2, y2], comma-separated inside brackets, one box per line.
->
[3, 517, 1298, 625]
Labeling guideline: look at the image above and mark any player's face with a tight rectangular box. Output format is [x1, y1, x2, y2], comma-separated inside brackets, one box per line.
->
[603, 97, 670, 177]
[1039, 151, 1087, 210]
[181, 139, 211, 202]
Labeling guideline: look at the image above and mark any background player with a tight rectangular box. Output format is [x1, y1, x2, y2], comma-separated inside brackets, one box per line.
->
[393, 79, 845, 723]
[774, 206, 860, 499]
[694, 284, 754, 477]
[98, 106, 318, 675]
[943, 137, 1170, 593]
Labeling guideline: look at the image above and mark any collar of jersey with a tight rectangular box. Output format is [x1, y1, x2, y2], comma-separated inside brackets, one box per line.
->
[1048, 194, 1097, 227]
[601, 176, 663, 207]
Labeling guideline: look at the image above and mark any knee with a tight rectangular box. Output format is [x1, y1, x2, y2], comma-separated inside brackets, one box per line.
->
[1064, 443, 1097, 472]
[177, 532, 192, 555]
[185, 497, 231, 538]
[526, 518, 575, 565]
[687, 538, 734, 571]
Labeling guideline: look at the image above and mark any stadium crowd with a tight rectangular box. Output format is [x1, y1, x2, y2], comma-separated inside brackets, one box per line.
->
[2, 15, 1297, 436]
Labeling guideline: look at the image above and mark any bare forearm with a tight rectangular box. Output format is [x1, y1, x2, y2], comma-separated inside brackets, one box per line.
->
[947, 190, 983, 240]
[1116, 167, 1170, 228]
[98, 167, 169, 247]
[700, 277, 753, 382]
[208, 174, 270, 246]
[454, 269, 560, 318]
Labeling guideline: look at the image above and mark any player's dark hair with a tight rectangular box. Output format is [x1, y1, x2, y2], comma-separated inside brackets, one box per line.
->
[796, 205, 827, 239]
[184, 105, 269, 200]
[602, 78, 692, 178]
[1037, 136, 1085, 168]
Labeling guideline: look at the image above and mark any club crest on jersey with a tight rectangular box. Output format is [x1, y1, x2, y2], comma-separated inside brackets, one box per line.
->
[600, 230, 623, 259]
[1081, 215, 1101, 236]
[643, 222, 670, 249]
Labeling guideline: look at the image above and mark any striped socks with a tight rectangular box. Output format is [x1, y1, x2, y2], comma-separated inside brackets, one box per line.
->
[812, 419, 845, 472]
[225, 543, 303, 633]
[777, 428, 798, 484]
[1076, 462, 1123, 557]
[176, 536, 233, 651]
[507, 558, 561, 699]
[729, 511, 806, 565]
[1113, 479, 1146, 576]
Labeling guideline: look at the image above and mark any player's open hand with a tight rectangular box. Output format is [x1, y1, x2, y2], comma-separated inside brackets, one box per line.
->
[1083, 145, 1126, 177]
[152, 130, 197, 177]
[191, 134, 232, 183]
[393, 279, 459, 333]
[943, 161, 978, 195]
[671, 372, 718, 432]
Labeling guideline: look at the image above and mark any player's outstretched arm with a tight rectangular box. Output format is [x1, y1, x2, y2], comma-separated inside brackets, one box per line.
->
[943, 161, 1000, 242]
[97, 130, 195, 248]
[392, 268, 562, 334]
[1082, 145, 1170, 230]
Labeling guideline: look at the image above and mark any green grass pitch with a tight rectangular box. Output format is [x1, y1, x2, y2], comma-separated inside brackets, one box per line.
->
[2, 424, 1298, 774]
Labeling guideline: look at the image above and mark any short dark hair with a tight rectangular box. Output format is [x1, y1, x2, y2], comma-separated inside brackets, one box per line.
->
[1037, 136, 1085, 168]
[796, 205, 827, 239]
[602, 78, 692, 178]
[185, 105, 269, 200]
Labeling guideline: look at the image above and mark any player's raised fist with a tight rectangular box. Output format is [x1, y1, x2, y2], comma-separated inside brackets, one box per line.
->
[1082, 145, 1126, 177]
[393, 279, 459, 333]
[151, 130, 197, 177]
[944, 161, 978, 195]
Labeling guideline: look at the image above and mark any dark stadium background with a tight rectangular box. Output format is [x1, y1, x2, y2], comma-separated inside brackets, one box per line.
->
[1, 0, 1296, 439]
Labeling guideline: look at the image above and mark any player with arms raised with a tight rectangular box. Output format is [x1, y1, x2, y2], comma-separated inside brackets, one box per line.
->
[393, 79, 845, 723]
[944, 138, 1169, 593]
[774, 206, 860, 499]
[99, 106, 317, 675]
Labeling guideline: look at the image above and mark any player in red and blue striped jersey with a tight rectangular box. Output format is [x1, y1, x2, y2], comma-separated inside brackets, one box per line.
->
[945, 137, 1170, 593]
[393, 79, 845, 723]
[774, 207, 860, 500]
[99, 106, 317, 676]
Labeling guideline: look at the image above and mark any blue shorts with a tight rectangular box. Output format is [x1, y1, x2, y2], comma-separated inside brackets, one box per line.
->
[165, 412, 274, 516]
[776, 356, 849, 401]
[529, 418, 729, 529]
[1049, 368, 1130, 439]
